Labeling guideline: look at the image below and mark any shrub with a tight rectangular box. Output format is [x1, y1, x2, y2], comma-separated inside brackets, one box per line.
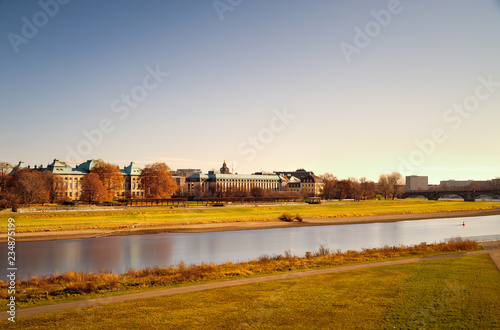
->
[295, 214, 303, 222]
[278, 212, 294, 222]
[315, 245, 331, 256]
[376, 194, 383, 200]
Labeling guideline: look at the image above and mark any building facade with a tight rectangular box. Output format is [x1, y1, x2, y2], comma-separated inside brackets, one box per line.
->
[272, 169, 324, 196]
[405, 175, 428, 191]
[186, 165, 285, 197]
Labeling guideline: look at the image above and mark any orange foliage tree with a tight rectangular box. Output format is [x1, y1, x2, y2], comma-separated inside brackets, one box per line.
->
[80, 173, 107, 204]
[139, 162, 177, 198]
[92, 159, 124, 199]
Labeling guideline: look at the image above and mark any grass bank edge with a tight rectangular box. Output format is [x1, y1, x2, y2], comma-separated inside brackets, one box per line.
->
[0, 239, 482, 311]
[1, 200, 499, 233]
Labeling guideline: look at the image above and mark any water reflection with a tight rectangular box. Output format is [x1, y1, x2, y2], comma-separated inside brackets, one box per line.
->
[2, 215, 499, 278]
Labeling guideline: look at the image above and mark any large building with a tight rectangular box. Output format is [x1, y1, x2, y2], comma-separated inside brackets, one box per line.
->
[186, 162, 285, 196]
[405, 175, 428, 191]
[14, 159, 144, 199]
[271, 169, 324, 196]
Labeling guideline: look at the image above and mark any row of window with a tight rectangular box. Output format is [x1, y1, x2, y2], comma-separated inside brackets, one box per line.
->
[64, 191, 145, 198]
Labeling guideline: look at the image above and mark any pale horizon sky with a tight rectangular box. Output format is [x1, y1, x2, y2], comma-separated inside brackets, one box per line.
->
[1, 0, 500, 184]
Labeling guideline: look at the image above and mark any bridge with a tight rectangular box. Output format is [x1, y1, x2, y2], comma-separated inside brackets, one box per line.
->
[401, 189, 500, 202]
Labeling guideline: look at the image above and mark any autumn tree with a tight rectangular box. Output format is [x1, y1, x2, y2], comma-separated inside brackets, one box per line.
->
[139, 162, 177, 198]
[0, 162, 12, 192]
[320, 173, 338, 200]
[388, 172, 404, 200]
[250, 186, 265, 198]
[80, 173, 107, 204]
[359, 177, 376, 200]
[334, 179, 352, 200]
[44, 171, 64, 203]
[378, 174, 391, 199]
[347, 177, 361, 201]
[13, 169, 50, 206]
[92, 159, 124, 199]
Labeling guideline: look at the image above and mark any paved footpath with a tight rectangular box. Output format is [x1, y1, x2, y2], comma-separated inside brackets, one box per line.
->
[2, 245, 499, 321]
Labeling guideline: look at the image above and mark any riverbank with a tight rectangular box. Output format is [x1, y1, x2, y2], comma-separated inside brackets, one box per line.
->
[7, 207, 500, 242]
[2, 241, 499, 329]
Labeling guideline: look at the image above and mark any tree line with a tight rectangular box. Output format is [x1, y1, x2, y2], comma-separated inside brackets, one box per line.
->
[320, 172, 404, 201]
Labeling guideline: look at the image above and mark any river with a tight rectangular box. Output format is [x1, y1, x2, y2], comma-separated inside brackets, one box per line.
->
[2, 215, 499, 278]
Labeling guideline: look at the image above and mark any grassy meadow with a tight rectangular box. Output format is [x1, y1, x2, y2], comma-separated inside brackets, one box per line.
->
[1, 199, 499, 233]
[3, 253, 499, 329]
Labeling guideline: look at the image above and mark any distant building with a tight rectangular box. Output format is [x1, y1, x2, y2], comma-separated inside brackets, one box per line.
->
[274, 169, 314, 180]
[257, 169, 324, 196]
[185, 162, 285, 196]
[120, 161, 143, 198]
[440, 179, 491, 190]
[172, 175, 186, 195]
[172, 168, 202, 177]
[219, 160, 231, 174]
[299, 174, 324, 196]
[405, 175, 428, 191]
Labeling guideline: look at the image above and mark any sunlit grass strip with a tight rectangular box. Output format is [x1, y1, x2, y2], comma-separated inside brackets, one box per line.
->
[0, 239, 479, 310]
[2, 254, 498, 329]
[0, 199, 499, 233]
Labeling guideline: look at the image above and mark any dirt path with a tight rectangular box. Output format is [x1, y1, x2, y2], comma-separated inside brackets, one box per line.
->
[8, 208, 500, 243]
[2, 246, 496, 321]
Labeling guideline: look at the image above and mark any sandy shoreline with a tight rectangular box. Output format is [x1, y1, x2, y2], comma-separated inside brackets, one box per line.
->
[6, 208, 500, 243]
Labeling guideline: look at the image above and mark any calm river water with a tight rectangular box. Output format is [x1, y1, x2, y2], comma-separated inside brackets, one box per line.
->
[2, 215, 499, 278]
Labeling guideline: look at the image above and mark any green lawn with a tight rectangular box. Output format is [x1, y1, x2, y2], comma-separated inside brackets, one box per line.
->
[4, 255, 499, 329]
[1, 199, 499, 233]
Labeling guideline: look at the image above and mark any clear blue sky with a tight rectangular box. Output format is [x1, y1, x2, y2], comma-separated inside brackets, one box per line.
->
[1, 0, 499, 184]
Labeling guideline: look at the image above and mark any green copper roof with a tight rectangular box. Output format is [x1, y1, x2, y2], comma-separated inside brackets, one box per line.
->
[121, 162, 142, 176]
[47, 159, 84, 175]
[76, 159, 99, 173]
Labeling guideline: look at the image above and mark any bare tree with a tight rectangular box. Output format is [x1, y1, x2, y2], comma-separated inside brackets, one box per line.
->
[359, 177, 376, 200]
[378, 174, 391, 200]
[320, 173, 337, 200]
[347, 177, 361, 201]
[0, 162, 12, 192]
[388, 172, 404, 200]
[335, 179, 352, 200]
